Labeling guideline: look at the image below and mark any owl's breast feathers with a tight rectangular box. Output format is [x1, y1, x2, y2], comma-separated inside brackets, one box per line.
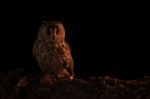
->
[33, 39, 74, 73]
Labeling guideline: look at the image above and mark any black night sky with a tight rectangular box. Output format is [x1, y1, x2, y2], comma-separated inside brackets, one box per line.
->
[0, 1, 147, 79]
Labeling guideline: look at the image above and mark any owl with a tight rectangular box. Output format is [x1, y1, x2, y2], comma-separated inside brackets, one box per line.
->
[32, 21, 74, 80]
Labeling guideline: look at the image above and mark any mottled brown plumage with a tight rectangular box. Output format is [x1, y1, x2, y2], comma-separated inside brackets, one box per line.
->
[33, 21, 74, 80]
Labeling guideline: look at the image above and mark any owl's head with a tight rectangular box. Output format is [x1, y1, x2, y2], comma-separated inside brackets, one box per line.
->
[37, 21, 65, 43]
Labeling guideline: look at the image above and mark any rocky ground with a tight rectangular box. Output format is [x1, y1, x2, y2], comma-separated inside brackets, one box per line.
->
[0, 69, 150, 99]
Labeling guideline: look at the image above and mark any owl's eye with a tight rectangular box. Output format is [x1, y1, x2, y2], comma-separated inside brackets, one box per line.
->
[56, 26, 60, 34]
[47, 28, 52, 36]
[56, 28, 60, 34]
[48, 25, 55, 34]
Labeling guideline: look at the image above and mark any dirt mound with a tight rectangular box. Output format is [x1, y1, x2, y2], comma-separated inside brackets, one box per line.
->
[0, 70, 150, 99]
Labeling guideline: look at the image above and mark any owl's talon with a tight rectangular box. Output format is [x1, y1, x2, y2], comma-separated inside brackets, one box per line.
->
[69, 76, 74, 80]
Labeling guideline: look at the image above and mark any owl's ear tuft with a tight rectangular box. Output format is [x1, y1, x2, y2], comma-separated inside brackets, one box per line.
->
[50, 20, 63, 24]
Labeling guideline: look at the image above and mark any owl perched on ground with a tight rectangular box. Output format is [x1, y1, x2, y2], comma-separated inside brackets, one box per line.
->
[32, 21, 74, 80]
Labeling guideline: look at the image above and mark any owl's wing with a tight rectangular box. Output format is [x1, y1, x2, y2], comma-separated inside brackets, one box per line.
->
[64, 41, 71, 50]
[58, 41, 74, 77]
[33, 40, 50, 71]
[64, 41, 74, 66]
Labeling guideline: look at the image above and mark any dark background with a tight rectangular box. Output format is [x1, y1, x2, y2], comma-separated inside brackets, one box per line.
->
[0, 1, 147, 79]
